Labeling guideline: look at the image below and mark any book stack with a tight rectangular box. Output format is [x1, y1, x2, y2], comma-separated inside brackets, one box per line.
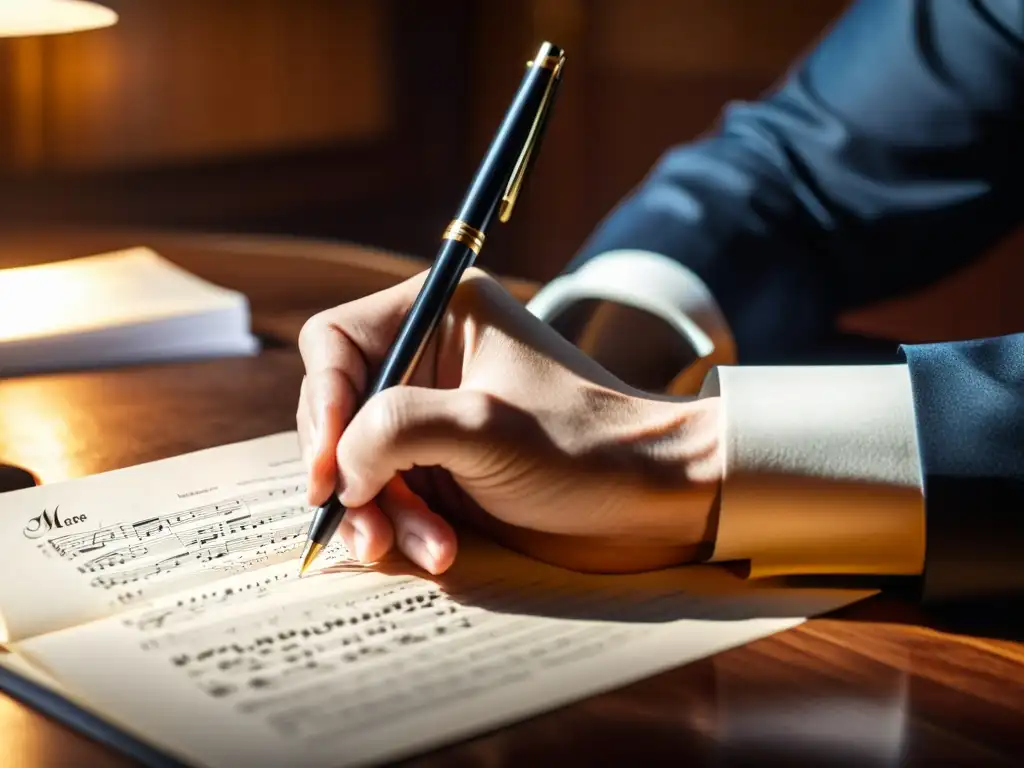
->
[0, 247, 259, 377]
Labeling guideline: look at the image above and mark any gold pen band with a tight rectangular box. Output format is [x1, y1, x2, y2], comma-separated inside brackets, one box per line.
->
[527, 55, 562, 70]
[441, 219, 486, 255]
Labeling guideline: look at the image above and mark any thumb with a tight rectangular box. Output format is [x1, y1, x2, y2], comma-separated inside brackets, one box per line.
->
[335, 386, 505, 507]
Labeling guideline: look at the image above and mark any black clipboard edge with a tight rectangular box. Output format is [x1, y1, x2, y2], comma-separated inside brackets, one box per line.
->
[0, 661, 192, 767]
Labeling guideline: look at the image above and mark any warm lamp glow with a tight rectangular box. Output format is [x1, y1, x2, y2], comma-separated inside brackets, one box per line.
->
[0, 0, 117, 37]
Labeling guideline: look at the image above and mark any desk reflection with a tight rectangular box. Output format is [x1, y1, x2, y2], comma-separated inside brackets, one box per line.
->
[0, 381, 90, 483]
[707, 657, 908, 767]
[405, 641, 912, 767]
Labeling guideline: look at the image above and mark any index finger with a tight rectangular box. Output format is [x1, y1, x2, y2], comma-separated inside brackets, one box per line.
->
[296, 271, 431, 503]
[297, 269, 430, 380]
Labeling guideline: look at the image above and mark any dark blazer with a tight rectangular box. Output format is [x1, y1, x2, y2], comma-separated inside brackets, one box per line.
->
[566, 0, 1024, 601]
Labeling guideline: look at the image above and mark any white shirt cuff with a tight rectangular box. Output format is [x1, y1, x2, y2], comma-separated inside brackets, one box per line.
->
[526, 249, 737, 393]
[699, 364, 926, 577]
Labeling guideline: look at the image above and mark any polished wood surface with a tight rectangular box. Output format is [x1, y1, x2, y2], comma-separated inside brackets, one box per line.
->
[1, 230, 1022, 767]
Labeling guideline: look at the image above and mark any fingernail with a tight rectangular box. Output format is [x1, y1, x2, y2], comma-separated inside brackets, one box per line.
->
[401, 533, 435, 572]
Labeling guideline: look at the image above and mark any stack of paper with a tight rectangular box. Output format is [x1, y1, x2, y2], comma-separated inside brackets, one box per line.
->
[0, 247, 259, 376]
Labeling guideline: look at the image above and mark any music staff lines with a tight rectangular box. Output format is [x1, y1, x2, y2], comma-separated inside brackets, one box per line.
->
[90, 523, 309, 590]
[76, 505, 307, 574]
[47, 485, 305, 560]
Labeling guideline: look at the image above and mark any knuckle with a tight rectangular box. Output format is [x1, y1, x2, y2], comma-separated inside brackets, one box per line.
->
[461, 266, 489, 285]
[455, 390, 501, 435]
[365, 388, 410, 444]
[297, 312, 329, 356]
[449, 268, 495, 317]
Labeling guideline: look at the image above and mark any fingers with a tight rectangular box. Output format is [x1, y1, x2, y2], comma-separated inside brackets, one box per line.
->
[297, 376, 312, 464]
[297, 273, 433, 504]
[332, 386, 489, 575]
[336, 502, 394, 563]
[379, 477, 457, 574]
[336, 386, 506, 508]
[303, 368, 361, 504]
[297, 319, 369, 504]
[298, 376, 337, 503]
[336, 477, 457, 575]
[297, 271, 430, 382]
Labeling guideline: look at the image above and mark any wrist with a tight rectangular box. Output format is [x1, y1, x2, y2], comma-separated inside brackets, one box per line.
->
[622, 394, 723, 552]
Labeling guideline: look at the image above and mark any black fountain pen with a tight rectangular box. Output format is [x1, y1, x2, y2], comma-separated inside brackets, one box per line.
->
[299, 42, 566, 575]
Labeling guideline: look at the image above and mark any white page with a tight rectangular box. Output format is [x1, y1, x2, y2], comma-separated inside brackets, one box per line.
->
[0, 248, 247, 343]
[0, 247, 258, 375]
[0, 432, 338, 641]
[14, 536, 873, 768]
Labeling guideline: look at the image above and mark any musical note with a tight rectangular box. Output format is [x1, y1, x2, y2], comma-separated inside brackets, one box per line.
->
[77, 543, 151, 574]
[49, 485, 306, 560]
[120, 572, 640, 751]
[89, 524, 309, 589]
[21, 481, 318, 615]
[47, 524, 137, 558]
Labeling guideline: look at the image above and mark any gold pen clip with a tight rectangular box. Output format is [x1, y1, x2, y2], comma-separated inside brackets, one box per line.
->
[498, 48, 566, 223]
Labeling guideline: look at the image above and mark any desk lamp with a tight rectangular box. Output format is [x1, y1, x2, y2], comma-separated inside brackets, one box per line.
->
[0, 0, 116, 37]
[0, 0, 117, 493]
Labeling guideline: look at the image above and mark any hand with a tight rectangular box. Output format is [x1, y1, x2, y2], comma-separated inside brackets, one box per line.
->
[297, 268, 722, 576]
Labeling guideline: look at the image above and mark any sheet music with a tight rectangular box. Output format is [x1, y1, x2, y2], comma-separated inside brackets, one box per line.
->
[0, 433, 353, 642]
[13, 536, 872, 768]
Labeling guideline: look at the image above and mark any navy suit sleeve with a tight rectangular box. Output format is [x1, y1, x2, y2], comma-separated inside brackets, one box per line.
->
[569, 0, 1024, 362]
[902, 335, 1024, 601]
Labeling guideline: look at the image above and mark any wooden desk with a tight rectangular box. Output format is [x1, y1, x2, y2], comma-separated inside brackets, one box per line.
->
[1, 230, 1021, 767]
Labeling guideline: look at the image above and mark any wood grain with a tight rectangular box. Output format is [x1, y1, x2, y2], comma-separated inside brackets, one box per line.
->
[0, 0, 475, 262]
[1, 230, 1022, 767]
[3, 0, 392, 171]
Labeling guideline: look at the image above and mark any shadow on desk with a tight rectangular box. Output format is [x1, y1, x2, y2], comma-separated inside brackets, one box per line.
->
[832, 590, 1024, 644]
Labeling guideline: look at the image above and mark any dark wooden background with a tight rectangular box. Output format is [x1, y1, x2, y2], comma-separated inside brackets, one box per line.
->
[2, 0, 1022, 344]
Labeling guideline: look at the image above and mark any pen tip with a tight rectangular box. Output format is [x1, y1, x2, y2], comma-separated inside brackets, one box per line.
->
[298, 541, 324, 577]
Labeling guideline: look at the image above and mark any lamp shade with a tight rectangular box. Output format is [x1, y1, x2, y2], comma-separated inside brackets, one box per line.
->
[0, 0, 117, 37]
